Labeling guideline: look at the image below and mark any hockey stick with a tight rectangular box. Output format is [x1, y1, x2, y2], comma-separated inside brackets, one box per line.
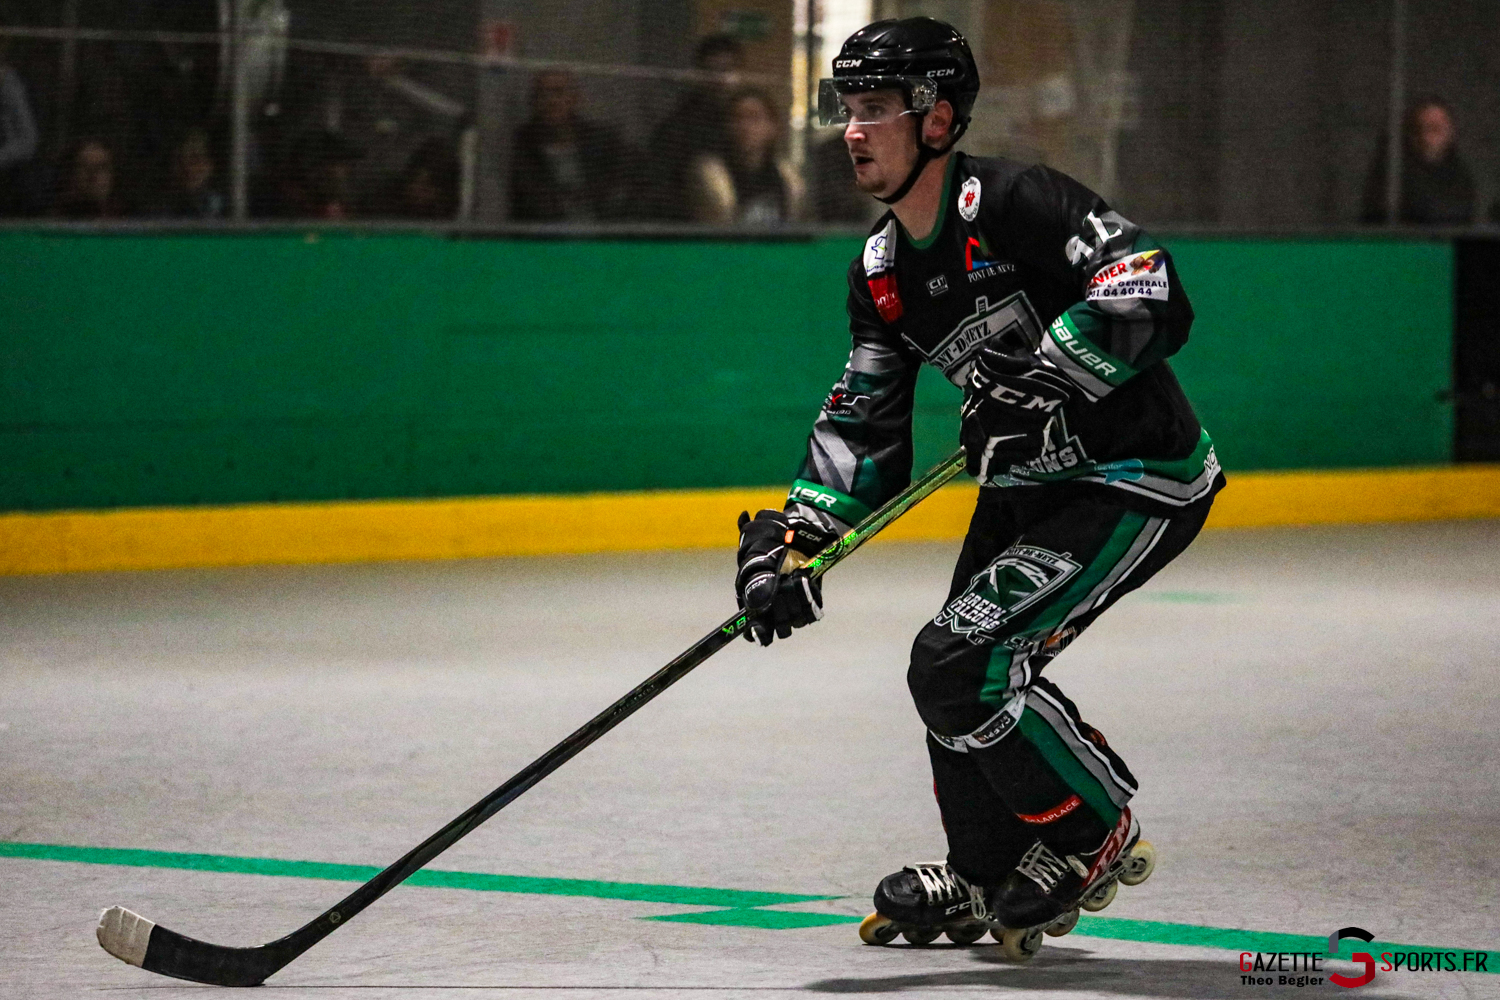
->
[96, 448, 968, 986]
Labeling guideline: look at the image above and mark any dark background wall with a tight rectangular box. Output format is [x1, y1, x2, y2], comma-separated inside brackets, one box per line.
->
[4, 0, 1498, 227]
[0, 231, 1453, 512]
[1456, 238, 1500, 461]
[1118, 0, 1500, 227]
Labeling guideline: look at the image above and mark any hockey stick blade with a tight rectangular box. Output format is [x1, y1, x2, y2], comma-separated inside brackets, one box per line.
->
[96, 449, 966, 986]
[98, 907, 287, 987]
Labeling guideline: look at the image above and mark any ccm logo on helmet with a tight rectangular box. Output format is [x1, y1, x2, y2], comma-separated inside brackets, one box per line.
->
[834, 58, 863, 68]
[927, 68, 956, 77]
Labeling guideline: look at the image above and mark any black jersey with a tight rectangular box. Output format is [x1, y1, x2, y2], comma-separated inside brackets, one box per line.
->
[786, 152, 1224, 533]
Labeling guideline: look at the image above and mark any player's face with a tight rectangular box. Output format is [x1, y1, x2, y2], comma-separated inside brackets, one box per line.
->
[842, 90, 919, 197]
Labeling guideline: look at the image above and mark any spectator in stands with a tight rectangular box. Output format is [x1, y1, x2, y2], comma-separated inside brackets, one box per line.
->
[379, 137, 459, 219]
[685, 88, 803, 226]
[510, 69, 632, 221]
[153, 128, 226, 218]
[0, 41, 39, 216]
[643, 34, 744, 220]
[1361, 96, 1476, 225]
[53, 139, 128, 219]
[277, 129, 361, 219]
[303, 55, 466, 209]
[678, 34, 744, 154]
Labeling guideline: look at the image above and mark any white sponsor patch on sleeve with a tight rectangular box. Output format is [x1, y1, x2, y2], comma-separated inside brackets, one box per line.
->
[1085, 249, 1170, 302]
[863, 219, 898, 276]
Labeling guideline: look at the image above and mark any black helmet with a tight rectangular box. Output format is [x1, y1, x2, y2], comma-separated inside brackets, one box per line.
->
[818, 18, 980, 204]
[820, 18, 980, 131]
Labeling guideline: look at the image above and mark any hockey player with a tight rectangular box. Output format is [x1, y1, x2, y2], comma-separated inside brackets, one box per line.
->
[732, 18, 1225, 958]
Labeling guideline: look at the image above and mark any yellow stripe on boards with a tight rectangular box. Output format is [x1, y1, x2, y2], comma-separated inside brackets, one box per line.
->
[2, 465, 1497, 576]
[0, 488, 784, 576]
[1203, 464, 1500, 528]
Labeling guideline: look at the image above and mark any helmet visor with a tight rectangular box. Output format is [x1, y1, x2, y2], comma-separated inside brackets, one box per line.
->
[817, 76, 938, 127]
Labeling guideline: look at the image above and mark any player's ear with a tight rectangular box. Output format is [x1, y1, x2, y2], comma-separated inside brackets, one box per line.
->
[924, 99, 955, 146]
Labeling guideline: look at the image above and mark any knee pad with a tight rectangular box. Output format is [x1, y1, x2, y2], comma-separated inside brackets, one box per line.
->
[926, 694, 1027, 753]
[909, 619, 1028, 745]
[907, 621, 988, 733]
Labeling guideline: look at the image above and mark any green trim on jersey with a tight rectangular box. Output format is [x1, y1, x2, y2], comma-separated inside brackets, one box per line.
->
[993, 429, 1221, 508]
[786, 479, 873, 526]
[1074, 431, 1222, 506]
[1048, 311, 1137, 389]
[1018, 706, 1123, 826]
[899, 154, 958, 251]
[1131, 431, 1218, 482]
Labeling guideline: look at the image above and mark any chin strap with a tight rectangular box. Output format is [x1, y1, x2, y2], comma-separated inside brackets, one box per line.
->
[875, 118, 970, 206]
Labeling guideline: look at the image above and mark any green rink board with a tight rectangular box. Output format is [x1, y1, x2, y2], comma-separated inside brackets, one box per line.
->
[0, 232, 1452, 511]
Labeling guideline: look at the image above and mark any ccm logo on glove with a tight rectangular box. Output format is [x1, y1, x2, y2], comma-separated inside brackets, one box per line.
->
[960, 346, 1073, 486]
[734, 509, 825, 646]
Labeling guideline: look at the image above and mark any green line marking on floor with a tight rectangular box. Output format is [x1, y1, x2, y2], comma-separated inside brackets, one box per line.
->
[651, 909, 861, 930]
[3, 840, 1495, 969]
[0, 841, 833, 911]
[1138, 590, 1239, 604]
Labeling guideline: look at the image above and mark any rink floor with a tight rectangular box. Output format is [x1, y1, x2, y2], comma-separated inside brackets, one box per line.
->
[3, 520, 1498, 999]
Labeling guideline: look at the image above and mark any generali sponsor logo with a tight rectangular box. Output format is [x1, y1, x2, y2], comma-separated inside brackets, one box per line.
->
[1086, 249, 1169, 302]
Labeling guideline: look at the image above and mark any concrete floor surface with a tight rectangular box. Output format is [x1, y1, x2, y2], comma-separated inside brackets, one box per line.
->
[2, 521, 1497, 998]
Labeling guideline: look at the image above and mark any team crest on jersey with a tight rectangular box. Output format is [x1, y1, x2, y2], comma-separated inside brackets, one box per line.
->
[935, 545, 1082, 644]
[958, 175, 981, 221]
[923, 291, 1043, 385]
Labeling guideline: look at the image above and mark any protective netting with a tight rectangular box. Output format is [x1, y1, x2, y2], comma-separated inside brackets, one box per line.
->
[0, 0, 865, 225]
[0, 1, 1496, 227]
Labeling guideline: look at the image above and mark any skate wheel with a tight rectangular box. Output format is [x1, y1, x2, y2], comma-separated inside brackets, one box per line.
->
[858, 912, 900, 946]
[1118, 839, 1156, 886]
[1000, 925, 1045, 962]
[1080, 879, 1118, 912]
[945, 921, 988, 945]
[1044, 908, 1080, 937]
[902, 925, 941, 945]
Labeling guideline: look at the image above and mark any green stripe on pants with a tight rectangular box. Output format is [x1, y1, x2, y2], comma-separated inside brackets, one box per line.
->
[977, 510, 1148, 709]
[1026, 509, 1150, 637]
[1018, 706, 1122, 827]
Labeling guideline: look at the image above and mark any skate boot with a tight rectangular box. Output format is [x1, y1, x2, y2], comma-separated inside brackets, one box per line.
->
[857, 862, 994, 946]
[987, 807, 1156, 961]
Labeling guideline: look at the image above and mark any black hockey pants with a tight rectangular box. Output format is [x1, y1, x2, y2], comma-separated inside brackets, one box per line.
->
[908, 487, 1213, 886]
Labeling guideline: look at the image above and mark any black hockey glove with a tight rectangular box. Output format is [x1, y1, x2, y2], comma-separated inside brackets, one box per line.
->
[960, 347, 1073, 485]
[735, 509, 825, 646]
